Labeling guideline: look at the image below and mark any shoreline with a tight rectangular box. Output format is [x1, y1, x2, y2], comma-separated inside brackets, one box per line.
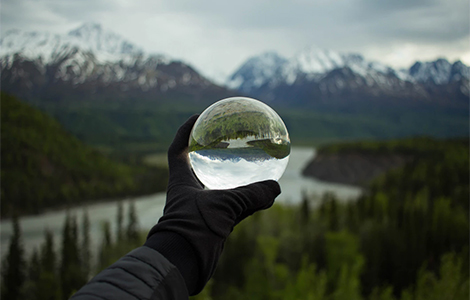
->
[0, 191, 166, 223]
[302, 152, 409, 186]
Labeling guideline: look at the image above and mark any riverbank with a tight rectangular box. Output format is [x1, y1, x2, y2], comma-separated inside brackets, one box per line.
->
[302, 152, 409, 186]
[0, 193, 167, 260]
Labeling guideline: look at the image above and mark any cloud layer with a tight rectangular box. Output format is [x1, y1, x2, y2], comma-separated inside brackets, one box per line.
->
[2, 0, 469, 80]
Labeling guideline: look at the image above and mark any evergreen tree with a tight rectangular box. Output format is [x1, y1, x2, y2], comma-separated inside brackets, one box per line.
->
[60, 214, 85, 298]
[81, 210, 91, 280]
[325, 230, 364, 295]
[1, 213, 26, 300]
[98, 221, 113, 271]
[319, 192, 339, 231]
[328, 196, 339, 231]
[38, 229, 61, 300]
[281, 258, 328, 300]
[103, 220, 112, 248]
[400, 253, 469, 300]
[126, 201, 139, 243]
[300, 190, 310, 225]
[23, 248, 40, 300]
[29, 248, 41, 283]
[41, 229, 56, 274]
[116, 201, 124, 242]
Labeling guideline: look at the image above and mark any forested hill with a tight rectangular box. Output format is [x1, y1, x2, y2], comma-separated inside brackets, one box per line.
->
[209, 137, 469, 300]
[1, 93, 168, 217]
[303, 137, 469, 186]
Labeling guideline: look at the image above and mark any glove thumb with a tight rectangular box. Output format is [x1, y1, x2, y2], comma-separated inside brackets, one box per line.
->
[197, 180, 280, 238]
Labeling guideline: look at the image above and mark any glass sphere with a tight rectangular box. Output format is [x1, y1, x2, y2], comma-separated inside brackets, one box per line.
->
[188, 97, 290, 190]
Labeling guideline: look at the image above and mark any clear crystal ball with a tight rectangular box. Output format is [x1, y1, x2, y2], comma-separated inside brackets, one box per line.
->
[188, 97, 290, 190]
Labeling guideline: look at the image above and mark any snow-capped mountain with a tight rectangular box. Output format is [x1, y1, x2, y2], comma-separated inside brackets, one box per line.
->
[0, 23, 232, 103]
[227, 48, 469, 106]
[227, 52, 288, 93]
[2, 23, 468, 108]
[409, 59, 470, 85]
[228, 47, 410, 91]
[1, 23, 149, 64]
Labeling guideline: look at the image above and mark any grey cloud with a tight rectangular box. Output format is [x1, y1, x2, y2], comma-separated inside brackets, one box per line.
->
[154, 0, 468, 49]
[359, 0, 440, 12]
[48, 0, 118, 20]
[1, 0, 119, 34]
[4, 0, 467, 46]
[160, 0, 354, 31]
[0, 0, 468, 73]
[331, 0, 469, 52]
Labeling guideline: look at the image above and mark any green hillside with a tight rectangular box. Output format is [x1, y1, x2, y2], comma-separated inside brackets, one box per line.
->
[1, 93, 168, 217]
[27, 97, 469, 155]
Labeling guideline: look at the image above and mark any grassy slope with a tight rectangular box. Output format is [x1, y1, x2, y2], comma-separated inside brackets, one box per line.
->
[1, 93, 168, 217]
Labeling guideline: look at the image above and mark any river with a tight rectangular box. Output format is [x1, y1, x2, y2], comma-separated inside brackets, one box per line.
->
[0, 147, 361, 258]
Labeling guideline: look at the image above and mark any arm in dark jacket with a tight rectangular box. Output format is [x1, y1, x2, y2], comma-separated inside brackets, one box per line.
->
[70, 246, 188, 300]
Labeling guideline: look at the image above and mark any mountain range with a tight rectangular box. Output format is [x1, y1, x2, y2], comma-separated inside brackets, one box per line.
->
[1, 22, 469, 109]
[0, 23, 231, 104]
[227, 50, 469, 108]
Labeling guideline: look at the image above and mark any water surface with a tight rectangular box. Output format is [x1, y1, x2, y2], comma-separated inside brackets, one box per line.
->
[0, 147, 361, 258]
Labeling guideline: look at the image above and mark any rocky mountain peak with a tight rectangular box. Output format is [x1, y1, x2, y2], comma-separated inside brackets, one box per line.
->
[0, 23, 149, 64]
[67, 22, 103, 37]
[66, 22, 143, 57]
[0, 23, 232, 104]
[291, 47, 364, 74]
[408, 58, 469, 85]
[225, 48, 469, 106]
[226, 51, 288, 92]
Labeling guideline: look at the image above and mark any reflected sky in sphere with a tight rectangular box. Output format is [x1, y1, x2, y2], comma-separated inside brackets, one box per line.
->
[189, 149, 289, 190]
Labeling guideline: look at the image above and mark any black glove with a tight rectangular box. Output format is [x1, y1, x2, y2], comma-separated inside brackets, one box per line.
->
[145, 114, 281, 295]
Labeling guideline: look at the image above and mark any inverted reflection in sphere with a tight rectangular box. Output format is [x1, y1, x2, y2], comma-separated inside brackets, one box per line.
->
[188, 97, 290, 190]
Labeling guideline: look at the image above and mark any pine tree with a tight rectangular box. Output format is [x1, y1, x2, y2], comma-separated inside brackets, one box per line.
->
[81, 210, 91, 280]
[41, 229, 56, 274]
[23, 248, 40, 300]
[60, 214, 85, 298]
[98, 221, 113, 271]
[116, 201, 124, 242]
[126, 201, 139, 243]
[38, 229, 61, 300]
[1, 213, 26, 300]
[328, 196, 339, 231]
[300, 190, 310, 225]
[103, 220, 112, 247]
[28, 249, 41, 282]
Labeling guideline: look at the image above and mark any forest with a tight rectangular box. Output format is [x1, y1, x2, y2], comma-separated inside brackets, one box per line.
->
[2, 137, 468, 299]
[1, 93, 168, 217]
[26, 96, 469, 155]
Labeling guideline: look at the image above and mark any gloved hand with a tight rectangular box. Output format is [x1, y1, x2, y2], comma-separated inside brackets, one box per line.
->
[146, 114, 281, 295]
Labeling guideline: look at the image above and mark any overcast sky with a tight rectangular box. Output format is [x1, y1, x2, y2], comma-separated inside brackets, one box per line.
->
[1, 0, 469, 79]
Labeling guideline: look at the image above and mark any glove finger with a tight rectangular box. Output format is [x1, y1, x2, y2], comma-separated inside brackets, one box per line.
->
[168, 114, 203, 190]
[232, 180, 281, 224]
[196, 180, 280, 238]
[168, 114, 199, 157]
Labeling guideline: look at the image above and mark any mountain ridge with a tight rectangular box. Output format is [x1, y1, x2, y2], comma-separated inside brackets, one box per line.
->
[1, 23, 234, 104]
[226, 48, 469, 107]
[3, 23, 469, 107]
[1, 22, 154, 64]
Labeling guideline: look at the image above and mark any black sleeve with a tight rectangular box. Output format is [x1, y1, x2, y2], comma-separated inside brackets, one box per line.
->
[70, 246, 189, 300]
